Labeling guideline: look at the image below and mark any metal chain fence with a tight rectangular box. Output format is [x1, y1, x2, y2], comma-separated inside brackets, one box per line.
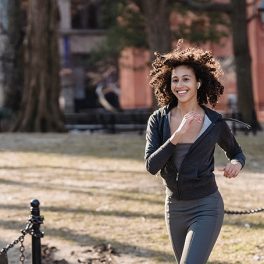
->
[224, 207, 264, 215]
[0, 199, 44, 264]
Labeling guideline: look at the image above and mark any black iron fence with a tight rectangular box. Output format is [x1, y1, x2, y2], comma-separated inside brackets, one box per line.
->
[64, 108, 152, 134]
[0, 199, 44, 264]
[64, 108, 260, 135]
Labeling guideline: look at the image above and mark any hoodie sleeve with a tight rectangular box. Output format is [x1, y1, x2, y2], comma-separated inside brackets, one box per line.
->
[217, 120, 246, 168]
[144, 111, 175, 175]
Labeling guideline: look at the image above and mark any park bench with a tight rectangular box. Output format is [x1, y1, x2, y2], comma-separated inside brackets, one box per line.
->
[64, 108, 152, 134]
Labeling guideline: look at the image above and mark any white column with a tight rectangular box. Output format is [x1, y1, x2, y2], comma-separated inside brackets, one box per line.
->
[57, 0, 71, 31]
[0, 0, 8, 32]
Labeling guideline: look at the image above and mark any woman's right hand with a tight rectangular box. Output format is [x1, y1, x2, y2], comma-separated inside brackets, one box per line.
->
[170, 111, 203, 145]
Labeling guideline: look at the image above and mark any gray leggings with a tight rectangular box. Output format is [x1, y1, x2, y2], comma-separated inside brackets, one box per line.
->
[165, 191, 224, 264]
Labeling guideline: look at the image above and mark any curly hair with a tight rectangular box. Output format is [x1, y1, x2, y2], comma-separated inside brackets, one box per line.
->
[150, 40, 224, 108]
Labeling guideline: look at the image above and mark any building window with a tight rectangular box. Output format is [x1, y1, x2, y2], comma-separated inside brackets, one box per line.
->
[71, 0, 100, 29]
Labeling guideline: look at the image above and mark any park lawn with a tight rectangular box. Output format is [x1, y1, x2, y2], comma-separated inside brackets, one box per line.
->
[0, 132, 263, 263]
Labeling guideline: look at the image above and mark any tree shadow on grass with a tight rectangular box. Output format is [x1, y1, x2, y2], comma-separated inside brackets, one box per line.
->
[0, 165, 146, 175]
[0, 219, 174, 263]
[0, 203, 164, 220]
[0, 177, 164, 206]
[224, 218, 264, 230]
[0, 133, 146, 161]
[207, 262, 233, 264]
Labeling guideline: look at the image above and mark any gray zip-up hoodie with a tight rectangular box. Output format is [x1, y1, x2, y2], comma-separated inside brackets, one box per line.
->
[144, 103, 245, 200]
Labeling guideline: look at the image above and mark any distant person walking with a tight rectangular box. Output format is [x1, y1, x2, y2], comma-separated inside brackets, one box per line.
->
[144, 40, 245, 264]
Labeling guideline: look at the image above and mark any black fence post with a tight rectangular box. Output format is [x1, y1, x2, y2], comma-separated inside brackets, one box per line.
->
[30, 199, 44, 264]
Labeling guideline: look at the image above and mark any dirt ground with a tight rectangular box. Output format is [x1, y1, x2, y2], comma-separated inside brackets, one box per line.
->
[0, 132, 263, 264]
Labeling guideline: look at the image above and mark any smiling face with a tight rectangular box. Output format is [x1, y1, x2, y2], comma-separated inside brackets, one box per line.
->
[171, 65, 200, 105]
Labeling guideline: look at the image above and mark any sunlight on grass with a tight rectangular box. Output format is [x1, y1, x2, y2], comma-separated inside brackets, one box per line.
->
[0, 132, 263, 263]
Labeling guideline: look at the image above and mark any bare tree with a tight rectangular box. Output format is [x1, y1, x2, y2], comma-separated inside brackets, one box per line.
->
[134, 0, 172, 107]
[140, 0, 172, 55]
[13, 0, 65, 132]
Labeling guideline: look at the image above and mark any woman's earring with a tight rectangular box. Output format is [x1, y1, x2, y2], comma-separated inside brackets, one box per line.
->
[197, 82, 201, 89]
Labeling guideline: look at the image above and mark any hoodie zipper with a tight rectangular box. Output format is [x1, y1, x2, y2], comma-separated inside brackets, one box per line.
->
[176, 172, 179, 181]
[175, 171, 180, 198]
[174, 122, 216, 200]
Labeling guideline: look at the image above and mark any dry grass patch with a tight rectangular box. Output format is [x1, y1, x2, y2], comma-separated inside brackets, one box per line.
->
[0, 132, 263, 263]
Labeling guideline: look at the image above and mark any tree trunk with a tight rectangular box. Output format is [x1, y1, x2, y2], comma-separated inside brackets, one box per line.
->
[13, 0, 65, 132]
[3, 0, 24, 112]
[141, 0, 172, 108]
[230, 0, 261, 132]
[142, 0, 172, 56]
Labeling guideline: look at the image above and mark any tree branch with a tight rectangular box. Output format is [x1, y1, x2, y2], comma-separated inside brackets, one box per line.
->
[133, 0, 144, 12]
[178, 0, 232, 14]
[246, 0, 257, 7]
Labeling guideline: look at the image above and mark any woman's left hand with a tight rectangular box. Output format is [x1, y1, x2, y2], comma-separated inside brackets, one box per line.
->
[219, 160, 242, 178]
